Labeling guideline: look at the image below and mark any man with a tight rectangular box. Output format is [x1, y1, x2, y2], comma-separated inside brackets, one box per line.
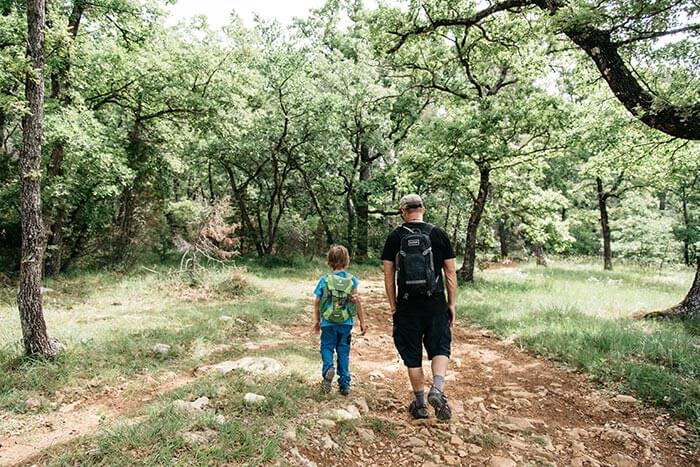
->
[381, 194, 458, 420]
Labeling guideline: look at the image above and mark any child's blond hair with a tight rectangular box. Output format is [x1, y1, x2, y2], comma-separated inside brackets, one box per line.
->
[326, 245, 350, 270]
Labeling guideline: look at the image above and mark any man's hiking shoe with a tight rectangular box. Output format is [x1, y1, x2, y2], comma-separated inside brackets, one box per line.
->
[408, 400, 429, 419]
[320, 368, 335, 394]
[339, 387, 351, 396]
[428, 388, 452, 421]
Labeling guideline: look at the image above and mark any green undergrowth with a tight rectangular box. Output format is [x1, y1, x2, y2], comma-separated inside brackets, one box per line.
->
[459, 261, 700, 437]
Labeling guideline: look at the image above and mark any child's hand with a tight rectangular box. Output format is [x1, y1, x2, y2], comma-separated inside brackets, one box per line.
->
[360, 321, 367, 335]
[312, 321, 321, 334]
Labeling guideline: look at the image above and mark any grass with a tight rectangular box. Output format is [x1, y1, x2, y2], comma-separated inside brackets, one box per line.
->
[0, 261, 311, 415]
[42, 372, 316, 466]
[458, 260, 700, 436]
[2, 256, 699, 462]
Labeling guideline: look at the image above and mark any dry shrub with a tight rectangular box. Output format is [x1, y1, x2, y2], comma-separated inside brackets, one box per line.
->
[165, 266, 249, 302]
[173, 197, 240, 268]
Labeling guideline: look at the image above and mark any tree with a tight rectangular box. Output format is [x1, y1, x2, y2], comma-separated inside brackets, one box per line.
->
[386, 0, 700, 140]
[18, 0, 57, 357]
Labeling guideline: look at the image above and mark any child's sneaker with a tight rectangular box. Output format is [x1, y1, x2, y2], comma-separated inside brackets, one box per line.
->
[320, 368, 335, 394]
[408, 400, 429, 419]
[427, 387, 452, 421]
[339, 386, 351, 396]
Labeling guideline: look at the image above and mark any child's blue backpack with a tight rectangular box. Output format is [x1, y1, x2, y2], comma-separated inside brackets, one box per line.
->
[320, 273, 357, 323]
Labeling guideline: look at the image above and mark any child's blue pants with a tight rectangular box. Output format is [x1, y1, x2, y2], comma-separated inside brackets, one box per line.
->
[320, 324, 352, 389]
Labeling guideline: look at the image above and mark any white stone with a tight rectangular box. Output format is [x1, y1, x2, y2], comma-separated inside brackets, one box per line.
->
[318, 419, 336, 429]
[198, 357, 283, 375]
[243, 393, 266, 404]
[355, 397, 370, 413]
[215, 414, 226, 425]
[191, 396, 210, 410]
[151, 343, 171, 355]
[356, 427, 375, 442]
[219, 315, 233, 322]
[488, 456, 516, 467]
[346, 404, 361, 419]
[614, 395, 638, 404]
[322, 434, 339, 450]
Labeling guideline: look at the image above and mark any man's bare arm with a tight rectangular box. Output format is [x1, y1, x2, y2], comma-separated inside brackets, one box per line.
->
[383, 260, 397, 311]
[443, 258, 457, 327]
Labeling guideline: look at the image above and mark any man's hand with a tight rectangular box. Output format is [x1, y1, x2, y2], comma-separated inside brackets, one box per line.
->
[447, 304, 456, 329]
[360, 321, 368, 335]
[312, 321, 321, 334]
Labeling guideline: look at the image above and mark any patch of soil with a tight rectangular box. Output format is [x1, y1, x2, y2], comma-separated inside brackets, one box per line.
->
[281, 279, 699, 467]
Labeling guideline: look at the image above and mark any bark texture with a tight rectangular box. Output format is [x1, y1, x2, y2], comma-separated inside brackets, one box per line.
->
[19, 0, 57, 358]
[458, 166, 490, 282]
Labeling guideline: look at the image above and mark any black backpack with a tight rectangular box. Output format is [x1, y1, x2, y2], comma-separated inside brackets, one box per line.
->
[396, 223, 440, 299]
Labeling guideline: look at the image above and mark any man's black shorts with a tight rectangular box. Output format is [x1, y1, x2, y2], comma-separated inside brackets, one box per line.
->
[392, 310, 452, 368]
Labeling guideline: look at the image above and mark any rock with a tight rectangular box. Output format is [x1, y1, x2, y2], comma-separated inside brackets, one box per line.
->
[356, 427, 375, 443]
[243, 393, 266, 404]
[421, 462, 439, 467]
[318, 419, 336, 429]
[410, 418, 431, 426]
[219, 315, 233, 322]
[191, 396, 210, 410]
[182, 428, 218, 446]
[451, 400, 464, 415]
[322, 434, 339, 450]
[40, 287, 54, 294]
[197, 357, 282, 375]
[406, 436, 427, 448]
[444, 455, 460, 466]
[607, 453, 637, 467]
[614, 395, 638, 404]
[355, 397, 370, 414]
[450, 435, 463, 446]
[488, 456, 516, 467]
[25, 397, 42, 410]
[369, 370, 385, 379]
[346, 404, 361, 419]
[284, 425, 297, 441]
[499, 416, 536, 433]
[173, 399, 198, 413]
[665, 425, 687, 439]
[466, 443, 483, 454]
[151, 343, 171, 355]
[215, 414, 226, 425]
[324, 408, 359, 421]
[290, 447, 318, 467]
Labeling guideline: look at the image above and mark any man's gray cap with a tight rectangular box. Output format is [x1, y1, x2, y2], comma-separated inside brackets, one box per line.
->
[399, 194, 423, 210]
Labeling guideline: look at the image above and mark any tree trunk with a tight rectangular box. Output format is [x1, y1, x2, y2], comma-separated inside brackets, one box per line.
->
[497, 219, 508, 261]
[635, 257, 700, 320]
[534, 244, 547, 266]
[658, 191, 666, 211]
[458, 165, 490, 282]
[345, 193, 355, 255]
[18, 0, 56, 358]
[355, 144, 371, 258]
[596, 177, 613, 271]
[297, 164, 334, 246]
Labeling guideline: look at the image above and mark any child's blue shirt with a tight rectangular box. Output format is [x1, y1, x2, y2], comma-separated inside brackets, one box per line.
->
[314, 270, 359, 328]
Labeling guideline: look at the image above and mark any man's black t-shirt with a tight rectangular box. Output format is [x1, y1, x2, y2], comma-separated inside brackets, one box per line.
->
[380, 222, 456, 315]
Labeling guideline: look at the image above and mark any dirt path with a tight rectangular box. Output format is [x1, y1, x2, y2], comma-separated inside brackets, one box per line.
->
[2, 278, 697, 466]
[283, 279, 698, 467]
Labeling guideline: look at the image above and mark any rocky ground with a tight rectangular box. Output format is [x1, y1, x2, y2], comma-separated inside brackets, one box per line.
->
[1, 279, 697, 466]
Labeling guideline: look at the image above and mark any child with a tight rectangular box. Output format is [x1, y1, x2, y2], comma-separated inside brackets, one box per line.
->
[313, 245, 367, 395]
